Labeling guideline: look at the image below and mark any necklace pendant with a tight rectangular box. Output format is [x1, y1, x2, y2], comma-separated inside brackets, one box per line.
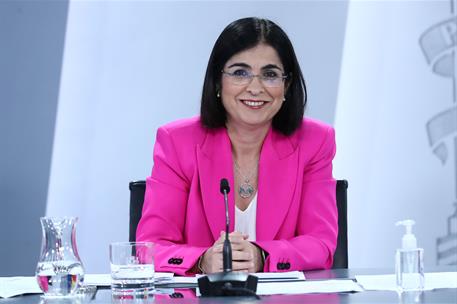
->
[239, 181, 254, 199]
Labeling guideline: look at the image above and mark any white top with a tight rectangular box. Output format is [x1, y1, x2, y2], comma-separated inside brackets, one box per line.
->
[234, 193, 257, 241]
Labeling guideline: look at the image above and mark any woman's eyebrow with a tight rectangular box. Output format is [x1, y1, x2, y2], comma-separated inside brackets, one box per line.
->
[262, 64, 283, 71]
[226, 62, 283, 70]
[226, 62, 251, 69]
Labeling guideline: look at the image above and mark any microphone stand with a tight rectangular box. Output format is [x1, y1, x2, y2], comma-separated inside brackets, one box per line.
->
[223, 187, 232, 272]
[197, 179, 258, 297]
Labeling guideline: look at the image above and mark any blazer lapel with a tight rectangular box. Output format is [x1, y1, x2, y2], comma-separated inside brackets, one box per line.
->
[197, 128, 235, 241]
[256, 128, 299, 241]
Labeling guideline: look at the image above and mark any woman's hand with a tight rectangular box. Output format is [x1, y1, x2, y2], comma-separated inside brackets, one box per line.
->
[229, 232, 264, 273]
[199, 233, 225, 274]
[199, 231, 264, 274]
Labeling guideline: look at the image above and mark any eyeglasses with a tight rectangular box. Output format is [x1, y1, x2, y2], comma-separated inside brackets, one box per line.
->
[222, 69, 288, 88]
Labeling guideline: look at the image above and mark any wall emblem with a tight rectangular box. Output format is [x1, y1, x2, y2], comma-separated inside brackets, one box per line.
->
[419, 0, 457, 265]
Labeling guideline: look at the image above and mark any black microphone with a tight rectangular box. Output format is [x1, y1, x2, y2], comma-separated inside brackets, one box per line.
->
[220, 178, 230, 193]
[220, 178, 232, 272]
[197, 178, 258, 297]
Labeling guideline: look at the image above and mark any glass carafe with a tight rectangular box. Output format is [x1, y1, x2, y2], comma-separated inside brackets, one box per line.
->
[36, 217, 85, 296]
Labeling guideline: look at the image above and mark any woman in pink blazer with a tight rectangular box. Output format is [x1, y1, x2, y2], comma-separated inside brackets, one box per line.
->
[137, 17, 337, 275]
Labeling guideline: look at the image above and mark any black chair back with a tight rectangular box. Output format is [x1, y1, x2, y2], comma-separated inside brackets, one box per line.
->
[129, 180, 146, 243]
[129, 179, 348, 268]
[334, 180, 348, 268]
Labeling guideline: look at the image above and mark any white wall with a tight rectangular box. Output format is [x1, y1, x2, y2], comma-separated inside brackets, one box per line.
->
[334, 0, 456, 268]
[46, 1, 348, 273]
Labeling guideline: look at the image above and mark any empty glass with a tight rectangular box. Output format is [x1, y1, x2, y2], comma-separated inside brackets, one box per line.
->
[36, 217, 85, 297]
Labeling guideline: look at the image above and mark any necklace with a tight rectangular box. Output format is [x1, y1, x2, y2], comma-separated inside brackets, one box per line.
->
[233, 160, 258, 199]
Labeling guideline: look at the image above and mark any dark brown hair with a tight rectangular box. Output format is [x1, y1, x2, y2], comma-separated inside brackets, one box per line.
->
[200, 17, 306, 135]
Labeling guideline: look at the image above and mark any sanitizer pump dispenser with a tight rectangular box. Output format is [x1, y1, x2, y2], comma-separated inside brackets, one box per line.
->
[395, 220, 424, 291]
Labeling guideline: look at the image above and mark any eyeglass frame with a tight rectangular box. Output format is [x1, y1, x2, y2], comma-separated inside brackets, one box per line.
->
[221, 70, 289, 88]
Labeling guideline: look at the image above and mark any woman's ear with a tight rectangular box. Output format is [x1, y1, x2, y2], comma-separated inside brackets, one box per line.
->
[215, 83, 221, 98]
[284, 73, 292, 94]
[284, 80, 291, 97]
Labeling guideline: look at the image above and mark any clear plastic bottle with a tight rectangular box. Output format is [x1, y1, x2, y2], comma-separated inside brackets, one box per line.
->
[395, 220, 424, 292]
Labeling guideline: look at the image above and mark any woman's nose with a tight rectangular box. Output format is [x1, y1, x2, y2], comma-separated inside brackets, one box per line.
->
[246, 75, 264, 95]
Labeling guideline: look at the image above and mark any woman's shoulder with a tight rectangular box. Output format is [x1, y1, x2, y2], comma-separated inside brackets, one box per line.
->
[159, 116, 199, 129]
[290, 117, 335, 148]
[157, 116, 208, 144]
[294, 117, 334, 136]
[301, 117, 333, 133]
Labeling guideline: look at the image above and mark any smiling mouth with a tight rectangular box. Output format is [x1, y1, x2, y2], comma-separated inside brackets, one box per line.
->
[240, 99, 268, 107]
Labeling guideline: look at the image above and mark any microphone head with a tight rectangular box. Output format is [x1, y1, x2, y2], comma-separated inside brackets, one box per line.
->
[220, 178, 230, 194]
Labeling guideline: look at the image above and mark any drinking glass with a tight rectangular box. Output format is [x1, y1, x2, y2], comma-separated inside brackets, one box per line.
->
[109, 242, 154, 295]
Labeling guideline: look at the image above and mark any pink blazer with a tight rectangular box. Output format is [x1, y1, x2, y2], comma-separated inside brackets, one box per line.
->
[136, 116, 337, 275]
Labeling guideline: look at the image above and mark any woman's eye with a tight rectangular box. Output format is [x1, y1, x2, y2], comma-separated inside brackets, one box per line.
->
[232, 69, 249, 77]
[263, 70, 279, 78]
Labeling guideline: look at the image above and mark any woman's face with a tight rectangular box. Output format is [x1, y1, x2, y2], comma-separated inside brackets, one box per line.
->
[220, 43, 286, 130]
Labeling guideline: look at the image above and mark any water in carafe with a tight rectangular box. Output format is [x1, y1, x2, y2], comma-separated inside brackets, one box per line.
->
[36, 217, 85, 296]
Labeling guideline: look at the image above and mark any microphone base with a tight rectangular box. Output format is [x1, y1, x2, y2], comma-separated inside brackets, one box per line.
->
[197, 272, 258, 297]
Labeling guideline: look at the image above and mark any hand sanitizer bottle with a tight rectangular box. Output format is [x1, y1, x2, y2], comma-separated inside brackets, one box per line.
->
[395, 220, 424, 292]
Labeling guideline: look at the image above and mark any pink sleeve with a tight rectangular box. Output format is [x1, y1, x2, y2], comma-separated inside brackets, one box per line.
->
[136, 127, 207, 275]
[255, 126, 338, 271]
